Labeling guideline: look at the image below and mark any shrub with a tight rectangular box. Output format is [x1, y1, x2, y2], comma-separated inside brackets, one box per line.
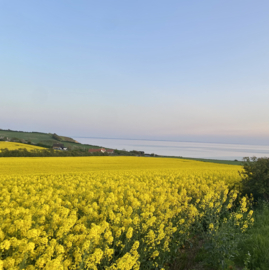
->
[240, 157, 269, 201]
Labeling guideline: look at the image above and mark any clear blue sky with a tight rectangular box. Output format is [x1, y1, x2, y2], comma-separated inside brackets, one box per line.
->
[1, 0, 268, 144]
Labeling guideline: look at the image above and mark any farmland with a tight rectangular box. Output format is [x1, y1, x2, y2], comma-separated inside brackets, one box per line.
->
[0, 157, 253, 269]
[0, 142, 46, 151]
[0, 156, 242, 176]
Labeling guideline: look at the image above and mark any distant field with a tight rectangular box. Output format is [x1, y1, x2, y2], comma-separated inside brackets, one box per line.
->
[179, 157, 243, 165]
[0, 130, 52, 143]
[0, 141, 46, 151]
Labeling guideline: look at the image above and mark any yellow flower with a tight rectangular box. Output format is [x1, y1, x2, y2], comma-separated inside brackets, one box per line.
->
[27, 242, 35, 251]
[209, 223, 214, 230]
[235, 214, 243, 220]
[3, 257, 15, 268]
[126, 227, 133, 239]
[151, 250, 159, 258]
[0, 240, 11, 250]
[131, 241, 140, 251]
[179, 219, 185, 224]
[0, 156, 244, 269]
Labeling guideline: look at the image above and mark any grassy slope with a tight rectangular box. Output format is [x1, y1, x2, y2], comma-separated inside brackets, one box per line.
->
[0, 130, 53, 143]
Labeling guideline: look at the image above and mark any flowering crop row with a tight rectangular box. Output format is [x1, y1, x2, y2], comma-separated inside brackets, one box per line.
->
[0, 157, 252, 269]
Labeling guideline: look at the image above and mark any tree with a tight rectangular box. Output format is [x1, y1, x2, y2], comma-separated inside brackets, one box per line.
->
[52, 133, 62, 141]
[240, 156, 269, 201]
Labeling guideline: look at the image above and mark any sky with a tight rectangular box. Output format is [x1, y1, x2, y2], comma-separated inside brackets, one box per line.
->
[1, 0, 269, 145]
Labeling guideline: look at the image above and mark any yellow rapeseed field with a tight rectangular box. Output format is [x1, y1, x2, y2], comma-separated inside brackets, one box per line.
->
[0, 157, 252, 270]
[0, 142, 45, 151]
[0, 156, 241, 175]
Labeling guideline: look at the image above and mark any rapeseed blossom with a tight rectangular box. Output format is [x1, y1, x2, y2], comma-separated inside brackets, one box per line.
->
[0, 141, 45, 151]
[0, 156, 252, 269]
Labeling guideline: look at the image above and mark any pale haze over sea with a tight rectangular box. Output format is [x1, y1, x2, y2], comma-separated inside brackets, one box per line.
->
[74, 137, 269, 161]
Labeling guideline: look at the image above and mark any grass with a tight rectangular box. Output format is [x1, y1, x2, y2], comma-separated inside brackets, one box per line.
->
[0, 129, 54, 143]
[234, 201, 269, 270]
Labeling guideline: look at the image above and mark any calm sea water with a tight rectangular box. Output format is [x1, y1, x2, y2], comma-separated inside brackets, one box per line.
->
[74, 137, 269, 161]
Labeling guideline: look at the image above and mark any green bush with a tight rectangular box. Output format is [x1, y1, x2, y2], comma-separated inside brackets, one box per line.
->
[201, 196, 254, 270]
[240, 157, 269, 201]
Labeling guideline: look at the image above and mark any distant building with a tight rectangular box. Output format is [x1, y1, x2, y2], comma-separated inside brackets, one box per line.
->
[88, 148, 106, 153]
[106, 149, 114, 154]
[53, 143, 67, 150]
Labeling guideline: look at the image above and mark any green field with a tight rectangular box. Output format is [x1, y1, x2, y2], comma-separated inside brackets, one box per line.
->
[160, 156, 243, 166]
[180, 157, 243, 166]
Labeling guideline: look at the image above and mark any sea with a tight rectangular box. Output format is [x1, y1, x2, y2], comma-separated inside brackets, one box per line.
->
[73, 137, 269, 161]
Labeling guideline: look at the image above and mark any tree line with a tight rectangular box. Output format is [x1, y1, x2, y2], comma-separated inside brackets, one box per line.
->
[0, 148, 140, 157]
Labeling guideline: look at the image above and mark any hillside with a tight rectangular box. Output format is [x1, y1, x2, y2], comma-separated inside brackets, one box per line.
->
[0, 129, 101, 150]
